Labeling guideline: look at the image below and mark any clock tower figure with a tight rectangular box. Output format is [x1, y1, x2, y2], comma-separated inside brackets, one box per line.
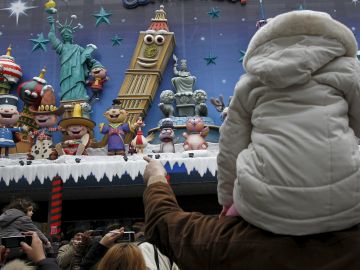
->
[116, 5, 175, 141]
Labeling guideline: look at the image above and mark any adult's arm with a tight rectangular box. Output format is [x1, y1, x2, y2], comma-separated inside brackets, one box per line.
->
[79, 241, 108, 270]
[144, 180, 224, 269]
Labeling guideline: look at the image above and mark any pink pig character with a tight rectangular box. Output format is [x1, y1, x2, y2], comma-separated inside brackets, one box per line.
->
[182, 116, 209, 151]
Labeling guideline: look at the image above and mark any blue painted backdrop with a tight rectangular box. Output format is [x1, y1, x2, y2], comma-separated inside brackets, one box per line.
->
[0, 0, 359, 142]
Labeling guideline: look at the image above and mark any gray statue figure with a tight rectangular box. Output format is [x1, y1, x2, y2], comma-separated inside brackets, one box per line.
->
[48, 15, 98, 101]
[171, 54, 196, 94]
[193, 89, 208, 117]
[158, 90, 175, 118]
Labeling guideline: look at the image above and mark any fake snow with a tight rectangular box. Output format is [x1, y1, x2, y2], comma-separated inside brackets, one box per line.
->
[0, 143, 219, 186]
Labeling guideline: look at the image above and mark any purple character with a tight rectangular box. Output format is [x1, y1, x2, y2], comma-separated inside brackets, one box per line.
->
[99, 100, 137, 156]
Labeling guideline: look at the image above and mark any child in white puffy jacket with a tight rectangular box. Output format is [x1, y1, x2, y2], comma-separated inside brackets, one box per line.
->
[217, 10, 360, 235]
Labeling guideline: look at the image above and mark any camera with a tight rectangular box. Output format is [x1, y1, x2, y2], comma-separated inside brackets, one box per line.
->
[1, 235, 32, 248]
[115, 231, 135, 243]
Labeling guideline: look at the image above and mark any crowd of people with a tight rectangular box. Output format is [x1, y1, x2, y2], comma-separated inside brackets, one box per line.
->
[1, 9, 360, 270]
[0, 200, 179, 270]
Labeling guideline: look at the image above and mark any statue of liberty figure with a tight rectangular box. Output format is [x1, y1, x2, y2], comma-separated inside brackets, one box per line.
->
[47, 15, 99, 101]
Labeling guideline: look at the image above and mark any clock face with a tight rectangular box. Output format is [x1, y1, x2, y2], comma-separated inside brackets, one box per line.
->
[144, 44, 158, 58]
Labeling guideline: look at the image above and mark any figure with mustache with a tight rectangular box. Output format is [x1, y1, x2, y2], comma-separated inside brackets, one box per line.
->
[28, 85, 64, 160]
[0, 95, 25, 158]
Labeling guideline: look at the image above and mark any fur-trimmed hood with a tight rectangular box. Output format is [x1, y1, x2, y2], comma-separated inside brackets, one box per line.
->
[243, 10, 358, 88]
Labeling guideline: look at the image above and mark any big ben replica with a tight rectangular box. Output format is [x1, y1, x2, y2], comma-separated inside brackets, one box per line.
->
[116, 5, 175, 138]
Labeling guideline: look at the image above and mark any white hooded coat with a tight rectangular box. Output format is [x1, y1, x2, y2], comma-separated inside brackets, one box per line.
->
[217, 10, 360, 235]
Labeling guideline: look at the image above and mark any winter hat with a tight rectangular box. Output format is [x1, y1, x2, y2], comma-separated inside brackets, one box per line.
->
[0, 94, 18, 109]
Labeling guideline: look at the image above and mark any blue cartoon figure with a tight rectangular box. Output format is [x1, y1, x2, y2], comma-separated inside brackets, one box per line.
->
[0, 95, 25, 158]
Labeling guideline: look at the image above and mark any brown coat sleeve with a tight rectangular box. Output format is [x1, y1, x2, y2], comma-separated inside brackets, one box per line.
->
[144, 180, 360, 270]
[144, 181, 231, 269]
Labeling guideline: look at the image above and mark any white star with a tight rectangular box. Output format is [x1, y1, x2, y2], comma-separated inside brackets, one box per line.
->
[353, 0, 359, 6]
[1, 0, 37, 25]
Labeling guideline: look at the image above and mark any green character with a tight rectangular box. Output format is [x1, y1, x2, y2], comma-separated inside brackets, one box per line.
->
[48, 15, 99, 101]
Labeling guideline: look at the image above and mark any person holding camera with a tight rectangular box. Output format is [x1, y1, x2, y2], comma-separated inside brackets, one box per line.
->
[1, 232, 60, 270]
[0, 197, 51, 260]
[56, 230, 84, 270]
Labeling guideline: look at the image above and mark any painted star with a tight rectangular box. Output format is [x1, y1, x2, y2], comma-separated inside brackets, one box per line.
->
[204, 53, 217, 65]
[352, 0, 359, 6]
[29, 33, 49, 52]
[0, 0, 37, 25]
[238, 50, 246, 63]
[111, 35, 123, 46]
[208, 7, 220, 19]
[93, 7, 112, 27]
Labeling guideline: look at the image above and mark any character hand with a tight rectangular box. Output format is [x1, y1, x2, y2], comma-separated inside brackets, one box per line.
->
[99, 227, 125, 248]
[22, 125, 29, 132]
[20, 232, 46, 263]
[99, 123, 104, 130]
[143, 156, 167, 186]
[48, 16, 55, 25]
[84, 53, 91, 60]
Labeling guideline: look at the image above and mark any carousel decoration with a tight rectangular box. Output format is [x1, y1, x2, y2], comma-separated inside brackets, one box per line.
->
[0, 45, 23, 95]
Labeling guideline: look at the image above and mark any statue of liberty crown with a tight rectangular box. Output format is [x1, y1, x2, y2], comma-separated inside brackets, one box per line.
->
[56, 15, 83, 34]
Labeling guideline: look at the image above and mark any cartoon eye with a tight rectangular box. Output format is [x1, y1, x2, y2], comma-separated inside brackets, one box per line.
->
[25, 89, 31, 95]
[31, 92, 38, 98]
[155, 35, 165, 45]
[144, 34, 154, 45]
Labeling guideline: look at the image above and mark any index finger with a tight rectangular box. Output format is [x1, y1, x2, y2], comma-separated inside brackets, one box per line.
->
[143, 156, 152, 163]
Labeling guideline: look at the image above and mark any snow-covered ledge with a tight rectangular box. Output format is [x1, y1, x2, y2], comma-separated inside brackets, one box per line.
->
[0, 143, 219, 186]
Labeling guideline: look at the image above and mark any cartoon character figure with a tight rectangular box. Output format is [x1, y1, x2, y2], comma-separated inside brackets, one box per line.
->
[56, 104, 95, 156]
[87, 62, 109, 102]
[0, 95, 25, 158]
[153, 119, 176, 153]
[28, 85, 64, 160]
[130, 116, 148, 154]
[210, 95, 232, 121]
[193, 89, 208, 117]
[99, 99, 137, 156]
[182, 116, 209, 151]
